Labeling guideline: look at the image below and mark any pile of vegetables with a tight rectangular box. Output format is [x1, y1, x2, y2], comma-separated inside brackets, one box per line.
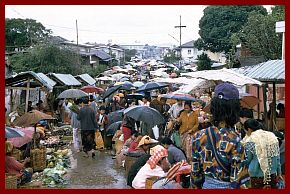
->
[42, 148, 71, 187]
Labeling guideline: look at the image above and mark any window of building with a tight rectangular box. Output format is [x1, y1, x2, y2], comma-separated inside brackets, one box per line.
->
[188, 49, 192, 55]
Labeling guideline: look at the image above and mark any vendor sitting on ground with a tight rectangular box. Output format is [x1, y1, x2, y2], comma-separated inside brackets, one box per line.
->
[132, 145, 171, 189]
[160, 137, 186, 165]
[5, 141, 33, 185]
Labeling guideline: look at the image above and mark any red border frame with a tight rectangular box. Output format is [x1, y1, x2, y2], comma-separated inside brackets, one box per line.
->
[1, 1, 288, 194]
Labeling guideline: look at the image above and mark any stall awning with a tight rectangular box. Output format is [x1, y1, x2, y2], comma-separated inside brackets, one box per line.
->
[76, 74, 96, 85]
[5, 71, 55, 91]
[48, 73, 82, 86]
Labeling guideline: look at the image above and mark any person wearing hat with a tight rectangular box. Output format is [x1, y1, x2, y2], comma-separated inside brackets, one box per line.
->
[191, 83, 245, 189]
[5, 141, 33, 185]
[132, 145, 170, 189]
[137, 135, 158, 154]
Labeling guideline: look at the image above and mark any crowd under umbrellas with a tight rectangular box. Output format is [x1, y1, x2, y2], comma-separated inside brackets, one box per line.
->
[5, 63, 285, 189]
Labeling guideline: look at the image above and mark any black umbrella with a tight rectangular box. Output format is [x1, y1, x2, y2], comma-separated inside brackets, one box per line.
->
[103, 85, 122, 99]
[119, 83, 136, 91]
[125, 93, 145, 100]
[124, 106, 165, 127]
[108, 109, 125, 125]
[106, 121, 122, 136]
[136, 82, 168, 92]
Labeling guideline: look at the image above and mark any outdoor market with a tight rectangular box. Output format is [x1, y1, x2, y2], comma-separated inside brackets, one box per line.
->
[5, 59, 285, 189]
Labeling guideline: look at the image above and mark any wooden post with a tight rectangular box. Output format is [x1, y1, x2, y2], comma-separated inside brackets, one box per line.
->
[272, 82, 277, 131]
[10, 89, 14, 112]
[263, 83, 268, 129]
[25, 78, 30, 113]
[257, 85, 260, 120]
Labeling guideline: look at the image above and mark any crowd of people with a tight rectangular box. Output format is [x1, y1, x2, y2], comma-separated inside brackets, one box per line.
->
[5, 81, 285, 189]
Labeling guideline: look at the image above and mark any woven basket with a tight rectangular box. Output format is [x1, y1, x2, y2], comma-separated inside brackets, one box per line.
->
[5, 173, 18, 189]
[145, 176, 159, 189]
[12, 149, 22, 161]
[30, 147, 46, 172]
[124, 156, 139, 177]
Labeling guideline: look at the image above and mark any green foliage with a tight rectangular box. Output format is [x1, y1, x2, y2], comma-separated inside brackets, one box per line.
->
[124, 49, 137, 62]
[6, 18, 51, 51]
[10, 43, 82, 74]
[82, 64, 109, 78]
[234, 6, 284, 60]
[197, 53, 212, 71]
[197, 6, 267, 53]
[163, 50, 181, 63]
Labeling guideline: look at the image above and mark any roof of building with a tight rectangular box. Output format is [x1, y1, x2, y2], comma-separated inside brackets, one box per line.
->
[232, 60, 284, 83]
[5, 71, 56, 91]
[79, 49, 112, 61]
[76, 74, 96, 85]
[48, 73, 82, 86]
[180, 40, 195, 48]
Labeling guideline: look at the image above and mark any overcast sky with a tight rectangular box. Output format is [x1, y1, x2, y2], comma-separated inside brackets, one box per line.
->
[5, 5, 272, 47]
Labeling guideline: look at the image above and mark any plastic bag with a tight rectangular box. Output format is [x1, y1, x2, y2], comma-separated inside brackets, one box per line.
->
[95, 131, 104, 149]
[171, 131, 182, 148]
[152, 125, 159, 140]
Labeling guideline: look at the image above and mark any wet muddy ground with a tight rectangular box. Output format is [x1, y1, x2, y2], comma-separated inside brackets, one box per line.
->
[64, 150, 131, 189]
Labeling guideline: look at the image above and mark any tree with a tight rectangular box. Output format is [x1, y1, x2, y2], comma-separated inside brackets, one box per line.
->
[10, 43, 82, 75]
[6, 18, 51, 52]
[233, 6, 285, 60]
[124, 49, 137, 62]
[163, 50, 180, 63]
[195, 6, 267, 53]
[197, 53, 211, 71]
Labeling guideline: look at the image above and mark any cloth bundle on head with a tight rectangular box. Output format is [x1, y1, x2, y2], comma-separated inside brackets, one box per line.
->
[147, 145, 168, 169]
[138, 135, 158, 147]
[5, 141, 14, 154]
[214, 83, 240, 100]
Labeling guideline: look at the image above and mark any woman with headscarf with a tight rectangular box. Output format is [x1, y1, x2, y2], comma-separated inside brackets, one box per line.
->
[242, 119, 283, 189]
[177, 101, 199, 162]
[132, 145, 170, 189]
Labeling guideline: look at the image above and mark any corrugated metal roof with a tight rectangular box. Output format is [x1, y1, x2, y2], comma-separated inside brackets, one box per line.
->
[77, 74, 96, 85]
[5, 71, 55, 91]
[233, 60, 284, 82]
[36, 73, 56, 88]
[49, 73, 82, 86]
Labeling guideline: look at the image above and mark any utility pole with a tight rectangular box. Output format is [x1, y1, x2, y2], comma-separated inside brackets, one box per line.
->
[76, 20, 79, 46]
[175, 15, 186, 62]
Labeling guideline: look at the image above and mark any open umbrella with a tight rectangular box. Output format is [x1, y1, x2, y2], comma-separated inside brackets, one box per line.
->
[57, 89, 88, 99]
[136, 82, 168, 92]
[124, 106, 165, 127]
[106, 121, 122, 136]
[8, 127, 34, 147]
[5, 127, 25, 138]
[103, 85, 122, 99]
[13, 110, 54, 128]
[125, 93, 145, 100]
[240, 93, 261, 109]
[133, 81, 145, 88]
[108, 109, 125, 125]
[81, 85, 104, 94]
[119, 83, 136, 91]
[161, 93, 196, 102]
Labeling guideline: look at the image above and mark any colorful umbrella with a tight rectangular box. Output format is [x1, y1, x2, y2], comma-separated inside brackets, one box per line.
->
[161, 93, 196, 102]
[8, 127, 34, 147]
[5, 127, 25, 138]
[81, 85, 104, 94]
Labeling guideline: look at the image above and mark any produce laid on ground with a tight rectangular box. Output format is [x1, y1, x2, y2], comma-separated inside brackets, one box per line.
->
[28, 148, 72, 188]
